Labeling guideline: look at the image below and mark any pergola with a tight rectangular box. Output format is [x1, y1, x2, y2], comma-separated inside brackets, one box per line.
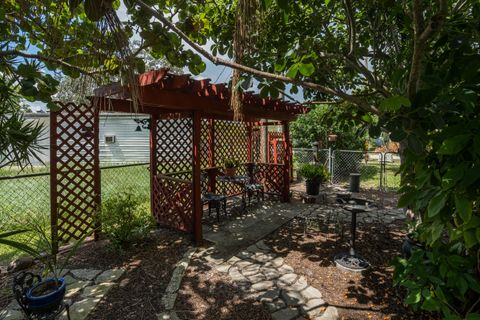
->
[49, 69, 308, 250]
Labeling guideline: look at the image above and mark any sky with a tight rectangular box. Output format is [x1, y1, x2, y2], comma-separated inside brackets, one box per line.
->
[29, 1, 303, 112]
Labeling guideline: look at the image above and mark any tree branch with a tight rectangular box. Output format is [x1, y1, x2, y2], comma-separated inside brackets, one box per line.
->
[133, 0, 380, 115]
[408, 0, 448, 99]
[0, 50, 98, 78]
[344, 0, 356, 56]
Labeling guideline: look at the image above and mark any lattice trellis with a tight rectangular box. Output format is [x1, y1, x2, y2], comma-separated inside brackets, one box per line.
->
[152, 113, 194, 231]
[200, 119, 211, 168]
[214, 120, 248, 195]
[268, 131, 284, 164]
[155, 115, 193, 180]
[51, 102, 100, 246]
[252, 127, 261, 163]
[153, 175, 193, 232]
[255, 163, 284, 195]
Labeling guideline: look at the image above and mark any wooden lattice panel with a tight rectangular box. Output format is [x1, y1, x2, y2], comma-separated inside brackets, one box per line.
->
[200, 119, 210, 168]
[252, 127, 261, 163]
[153, 175, 193, 232]
[155, 115, 193, 180]
[51, 102, 100, 245]
[214, 120, 248, 195]
[255, 163, 284, 195]
[152, 113, 194, 231]
[268, 132, 284, 164]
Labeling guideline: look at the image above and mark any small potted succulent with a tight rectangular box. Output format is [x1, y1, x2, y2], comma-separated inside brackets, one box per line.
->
[224, 159, 240, 176]
[298, 163, 330, 196]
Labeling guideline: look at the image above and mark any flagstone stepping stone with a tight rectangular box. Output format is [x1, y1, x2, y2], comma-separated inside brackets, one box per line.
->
[70, 269, 102, 281]
[95, 268, 124, 284]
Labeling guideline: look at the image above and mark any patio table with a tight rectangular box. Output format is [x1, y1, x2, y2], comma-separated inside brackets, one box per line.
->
[334, 204, 373, 271]
[216, 175, 249, 211]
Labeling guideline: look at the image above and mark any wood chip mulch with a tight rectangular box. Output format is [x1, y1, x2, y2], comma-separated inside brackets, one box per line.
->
[175, 255, 272, 320]
[73, 230, 191, 320]
[264, 218, 441, 320]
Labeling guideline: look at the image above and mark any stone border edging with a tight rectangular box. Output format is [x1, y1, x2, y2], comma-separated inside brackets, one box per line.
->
[157, 247, 197, 320]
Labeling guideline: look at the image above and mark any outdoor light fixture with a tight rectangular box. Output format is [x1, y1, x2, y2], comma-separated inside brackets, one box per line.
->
[134, 118, 150, 132]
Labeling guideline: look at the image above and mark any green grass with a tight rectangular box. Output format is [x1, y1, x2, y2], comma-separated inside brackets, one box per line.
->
[0, 163, 150, 265]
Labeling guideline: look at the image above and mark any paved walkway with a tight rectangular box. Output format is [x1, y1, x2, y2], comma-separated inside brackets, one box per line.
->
[203, 201, 301, 255]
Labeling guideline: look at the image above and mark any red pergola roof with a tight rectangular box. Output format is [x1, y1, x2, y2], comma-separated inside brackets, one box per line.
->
[93, 69, 309, 121]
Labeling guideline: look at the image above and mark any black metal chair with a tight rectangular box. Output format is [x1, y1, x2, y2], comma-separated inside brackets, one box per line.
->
[201, 172, 227, 221]
[12, 272, 70, 320]
[244, 163, 265, 206]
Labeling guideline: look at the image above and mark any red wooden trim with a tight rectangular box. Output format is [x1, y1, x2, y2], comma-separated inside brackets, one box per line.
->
[273, 139, 278, 164]
[50, 109, 59, 254]
[282, 121, 291, 202]
[93, 107, 101, 241]
[192, 111, 203, 245]
[150, 114, 158, 223]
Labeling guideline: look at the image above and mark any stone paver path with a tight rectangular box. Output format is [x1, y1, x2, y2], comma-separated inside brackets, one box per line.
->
[1, 267, 125, 320]
[201, 240, 339, 320]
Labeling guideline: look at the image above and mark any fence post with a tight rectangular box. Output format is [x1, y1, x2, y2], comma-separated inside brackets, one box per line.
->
[329, 149, 334, 184]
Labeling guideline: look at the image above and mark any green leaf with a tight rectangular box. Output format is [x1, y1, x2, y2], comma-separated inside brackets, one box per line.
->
[466, 314, 480, 320]
[405, 289, 421, 305]
[438, 135, 471, 155]
[298, 63, 315, 76]
[286, 64, 299, 78]
[379, 96, 411, 112]
[276, 0, 289, 10]
[464, 230, 477, 249]
[325, 0, 331, 5]
[427, 192, 446, 217]
[455, 194, 472, 223]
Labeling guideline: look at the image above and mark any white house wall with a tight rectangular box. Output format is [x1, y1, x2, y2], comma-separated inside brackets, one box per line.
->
[26, 113, 151, 165]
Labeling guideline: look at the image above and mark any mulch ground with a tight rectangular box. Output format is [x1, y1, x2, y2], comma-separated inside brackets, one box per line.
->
[264, 218, 440, 320]
[175, 255, 272, 320]
[80, 230, 190, 320]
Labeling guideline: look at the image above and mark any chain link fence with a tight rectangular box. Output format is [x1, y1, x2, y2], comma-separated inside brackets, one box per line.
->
[293, 148, 400, 191]
[0, 163, 149, 263]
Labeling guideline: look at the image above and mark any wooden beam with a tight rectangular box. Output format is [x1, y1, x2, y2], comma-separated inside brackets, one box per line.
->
[150, 114, 158, 223]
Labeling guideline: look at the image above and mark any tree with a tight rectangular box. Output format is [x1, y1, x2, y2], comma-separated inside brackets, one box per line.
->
[291, 104, 367, 150]
[2, 1, 479, 317]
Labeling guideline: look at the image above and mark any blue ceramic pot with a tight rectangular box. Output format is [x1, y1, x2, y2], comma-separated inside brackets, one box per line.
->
[26, 278, 66, 313]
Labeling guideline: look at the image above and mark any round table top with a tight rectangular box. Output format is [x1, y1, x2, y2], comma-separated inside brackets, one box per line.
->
[343, 204, 373, 213]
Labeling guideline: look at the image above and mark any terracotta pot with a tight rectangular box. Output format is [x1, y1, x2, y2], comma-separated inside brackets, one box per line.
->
[225, 168, 236, 176]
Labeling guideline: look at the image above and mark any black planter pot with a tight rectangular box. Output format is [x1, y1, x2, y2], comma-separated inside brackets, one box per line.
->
[305, 180, 320, 196]
[402, 234, 424, 258]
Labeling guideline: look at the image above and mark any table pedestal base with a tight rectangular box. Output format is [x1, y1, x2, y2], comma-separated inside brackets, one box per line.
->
[334, 252, 369, 272]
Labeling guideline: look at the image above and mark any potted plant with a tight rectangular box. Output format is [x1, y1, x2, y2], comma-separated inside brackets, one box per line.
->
[298, 163, 330, 196]
[224, 159, 240, 176]
[1, 218, 88, 315]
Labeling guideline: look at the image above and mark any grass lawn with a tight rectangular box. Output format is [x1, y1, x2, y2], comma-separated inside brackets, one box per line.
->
[0, 163, 150, 264]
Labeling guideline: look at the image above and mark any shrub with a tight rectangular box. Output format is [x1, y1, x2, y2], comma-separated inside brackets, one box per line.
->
[101, 191, 155, 248]
[298, 163, 330, 183]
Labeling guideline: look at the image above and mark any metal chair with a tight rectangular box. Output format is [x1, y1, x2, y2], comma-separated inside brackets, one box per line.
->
[244, 163, 265, 206]
[201, 172, 227, 221]
[12, 272, 70, 320]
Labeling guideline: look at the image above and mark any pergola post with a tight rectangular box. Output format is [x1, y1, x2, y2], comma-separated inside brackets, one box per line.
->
[193, 111, 203, 245]
[49, 111, 59, 254]
[150, 114, 158, 222]
[282, 121, 291, 202]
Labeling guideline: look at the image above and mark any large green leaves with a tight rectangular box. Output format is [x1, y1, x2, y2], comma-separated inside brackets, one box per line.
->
[438, 135, 471, 155]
